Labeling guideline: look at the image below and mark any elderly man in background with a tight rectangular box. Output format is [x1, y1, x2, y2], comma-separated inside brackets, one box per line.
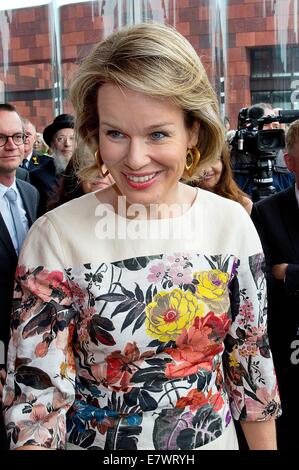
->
[20, 118, 51, 171]
[30, 113, 75, 214]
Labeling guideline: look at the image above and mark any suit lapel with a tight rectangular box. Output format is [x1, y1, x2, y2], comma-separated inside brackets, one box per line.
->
[0, 213, 18, 262]
[28, 159, 36, 172]
[16, 180, 34, 226]
[281, 186, 299, 260]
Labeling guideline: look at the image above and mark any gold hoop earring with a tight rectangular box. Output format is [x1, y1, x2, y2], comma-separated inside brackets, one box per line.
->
[186, 149, 194, 171]
[94, 149, 109, 177]
[185, 147, 201, 177]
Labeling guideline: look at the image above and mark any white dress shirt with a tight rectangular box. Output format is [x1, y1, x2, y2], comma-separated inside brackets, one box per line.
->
[0, 180, 29, 254]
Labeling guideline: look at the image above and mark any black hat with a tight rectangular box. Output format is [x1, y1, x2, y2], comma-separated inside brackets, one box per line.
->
[43, 114, 75, 146]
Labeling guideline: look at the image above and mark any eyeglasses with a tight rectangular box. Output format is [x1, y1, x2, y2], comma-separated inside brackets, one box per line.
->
[24, 133, 34, 140]
[55, 135, 74, 144]
[0, 133, 26, 147]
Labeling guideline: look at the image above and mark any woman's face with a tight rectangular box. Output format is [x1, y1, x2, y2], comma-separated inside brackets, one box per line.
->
[33, 134, 44, 152]
[82, 168, 114, 193]
[96, 83, 199, 207]
[199, 157, 223, 192]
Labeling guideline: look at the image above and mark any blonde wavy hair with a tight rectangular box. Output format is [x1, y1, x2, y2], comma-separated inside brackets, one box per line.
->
[69, 22, 225, 182]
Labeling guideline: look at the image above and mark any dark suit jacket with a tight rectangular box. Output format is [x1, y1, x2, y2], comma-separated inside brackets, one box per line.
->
[0, 178, 39, 447]
[26, 151, 52, 172]
[30, 157, 61, 214]
[0, 180, 39, 356]
[251, 185, 299, 448]
[16, 166, 30, 182]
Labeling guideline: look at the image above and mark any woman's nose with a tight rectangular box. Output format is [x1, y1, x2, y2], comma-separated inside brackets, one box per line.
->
[125, 139, 151, 169]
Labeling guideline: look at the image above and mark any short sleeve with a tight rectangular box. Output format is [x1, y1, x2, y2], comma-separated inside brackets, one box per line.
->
[223, 209, 282, 421]
[2, 215, 78, 449]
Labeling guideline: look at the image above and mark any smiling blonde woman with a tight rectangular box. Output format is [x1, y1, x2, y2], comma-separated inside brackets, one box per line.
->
[3, 23, 280, 451]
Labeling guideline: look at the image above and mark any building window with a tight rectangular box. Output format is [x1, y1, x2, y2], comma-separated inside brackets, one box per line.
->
[250, 46, 299, 109]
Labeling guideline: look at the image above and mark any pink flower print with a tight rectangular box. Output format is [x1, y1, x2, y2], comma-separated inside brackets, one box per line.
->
[239, 343, 258, 357]
[147, 262, 166, 284]
[78, 307, 97, 341]
[237, 300, 255, 326]
[68, 280, 86, 306]
[169, 266, 192, 286]
[23, 268, 73, 305]
[246, 386, 281, 419]
[167, 254, 185, 267]
[247, 325, 266, 344]
[18, 404, 56, 446]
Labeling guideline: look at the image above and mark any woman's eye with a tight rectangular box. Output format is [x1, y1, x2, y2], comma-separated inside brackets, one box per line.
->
[150, 131, 167, 141]
[106, 130, 123, 139]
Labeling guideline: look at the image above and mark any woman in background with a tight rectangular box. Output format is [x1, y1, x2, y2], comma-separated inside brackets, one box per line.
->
[47, 143, 114, 210]
[33, 132, 49, 154]
[195, 145, 253, 214]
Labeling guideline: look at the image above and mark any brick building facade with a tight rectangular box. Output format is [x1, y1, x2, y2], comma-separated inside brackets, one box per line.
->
[0, 0, 298, 131]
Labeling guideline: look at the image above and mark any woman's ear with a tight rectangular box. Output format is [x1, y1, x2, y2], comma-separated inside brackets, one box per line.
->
[188, 120, 200, 147]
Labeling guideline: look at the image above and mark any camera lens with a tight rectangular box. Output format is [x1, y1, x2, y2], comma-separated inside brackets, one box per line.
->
[257, 129, 285, 152]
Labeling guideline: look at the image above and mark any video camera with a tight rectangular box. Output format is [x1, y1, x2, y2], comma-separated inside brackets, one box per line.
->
[231, 108, 299, 201]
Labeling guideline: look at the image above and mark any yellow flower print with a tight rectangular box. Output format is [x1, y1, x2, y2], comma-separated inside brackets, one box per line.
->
[145, 288, 204, 342]
[229, 346, 240, 367]
[60, 361, 69, 379]
[194, 269, 230, 302]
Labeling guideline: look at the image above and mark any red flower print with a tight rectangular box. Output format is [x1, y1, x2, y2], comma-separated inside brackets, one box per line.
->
[176, 389, 208, 412]
[207, 390, 224, 412]
[92, 342, 154, 392]
[165, 314, 224, 379]
[35, 341, 49, 358]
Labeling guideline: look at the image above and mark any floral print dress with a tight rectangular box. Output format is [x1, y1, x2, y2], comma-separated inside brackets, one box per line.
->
[2, 189, 281, 450]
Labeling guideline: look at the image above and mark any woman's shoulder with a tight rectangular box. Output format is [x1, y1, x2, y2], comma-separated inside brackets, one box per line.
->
[46, 191, 100, 219]
[242, 196, 253, 215]
[198, 188, 245, 214]
[197, 189, 258, 245]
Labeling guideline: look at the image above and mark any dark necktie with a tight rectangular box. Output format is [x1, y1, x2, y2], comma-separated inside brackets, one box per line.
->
[21, 158, 29, 169]
[5, 188, 27, 255]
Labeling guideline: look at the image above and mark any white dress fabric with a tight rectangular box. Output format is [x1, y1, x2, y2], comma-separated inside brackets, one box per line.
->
[3, 189, 281, 450]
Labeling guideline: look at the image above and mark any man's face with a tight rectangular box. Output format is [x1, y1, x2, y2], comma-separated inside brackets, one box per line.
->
[285, 140, 299, 187]
[262, 108, 279, 130]
[51, 128, 74, 162]
[23, 122, 37, 157]
[0, 110, 24, 176]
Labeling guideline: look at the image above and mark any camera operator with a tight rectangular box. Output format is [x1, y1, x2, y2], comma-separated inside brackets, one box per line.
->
[231, 103, 295, 201]
[251, 119, 299, 449]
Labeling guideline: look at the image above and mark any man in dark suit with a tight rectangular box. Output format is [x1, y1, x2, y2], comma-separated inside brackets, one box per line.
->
[251, 119, 299, 450]
[0, 103, 39, 449]
[20, 118, 52, 172]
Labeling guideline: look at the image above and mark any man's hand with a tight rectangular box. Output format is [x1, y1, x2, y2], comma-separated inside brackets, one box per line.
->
[272, 263, 288, 280]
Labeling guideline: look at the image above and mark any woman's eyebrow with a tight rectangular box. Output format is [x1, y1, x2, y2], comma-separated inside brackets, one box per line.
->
[100, 121, 174, 129]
